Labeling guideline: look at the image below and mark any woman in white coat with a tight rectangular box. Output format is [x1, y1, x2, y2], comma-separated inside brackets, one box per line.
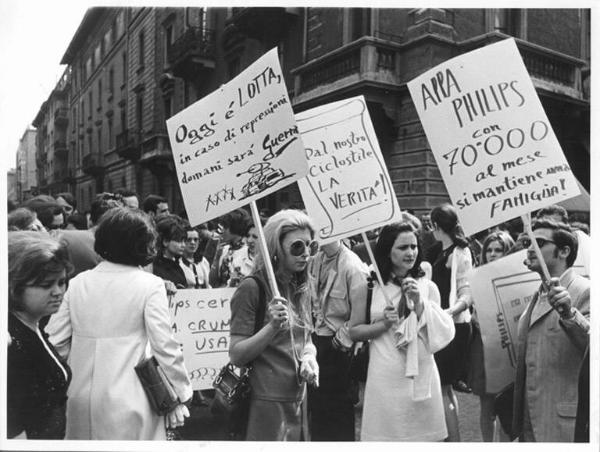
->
[349, 222, 455, 441]
[47, 207, 192, 440]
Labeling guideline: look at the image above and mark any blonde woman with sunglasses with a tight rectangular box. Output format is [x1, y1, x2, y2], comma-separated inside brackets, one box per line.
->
[229, 209, 319, 441]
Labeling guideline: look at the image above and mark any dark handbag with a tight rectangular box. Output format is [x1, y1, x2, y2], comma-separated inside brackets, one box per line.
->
[211, 276, 266, 440]
[349, 272, 375, 382]
[494, 383, 517, 440]
[134, 356, 180, 416]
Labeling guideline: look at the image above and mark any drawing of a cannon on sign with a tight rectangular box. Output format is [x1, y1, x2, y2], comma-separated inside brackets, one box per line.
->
[236, 162, 295, 200]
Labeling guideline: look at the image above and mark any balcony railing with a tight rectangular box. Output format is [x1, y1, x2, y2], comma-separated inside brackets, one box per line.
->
[167, 27, 216, 80]
[53, 139, 68, 159]
[54, 107, 69, 127]
[116, 129, 141, 161]
[293, 37, 401, 98]
[460, 33, 587, 101]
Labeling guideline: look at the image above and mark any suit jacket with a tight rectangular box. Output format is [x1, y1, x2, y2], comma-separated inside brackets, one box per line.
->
[512, 268, 589, 441]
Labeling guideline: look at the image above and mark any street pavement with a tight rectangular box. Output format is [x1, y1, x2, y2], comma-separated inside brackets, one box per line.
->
[178, 387, 489, 442]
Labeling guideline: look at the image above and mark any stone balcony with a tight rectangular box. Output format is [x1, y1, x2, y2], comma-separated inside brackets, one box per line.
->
[81, 153, 104, 177]
[116, 129, 141, 161]
[167, 27, 216, 80]
[292, 37, 402, 106]
[460, 32, 588, 103]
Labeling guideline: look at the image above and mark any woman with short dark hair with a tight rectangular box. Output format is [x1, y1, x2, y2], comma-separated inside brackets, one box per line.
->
[47, 207, 192, 440]
[152, 214, 188, 288]
[8, 232, 73, 439]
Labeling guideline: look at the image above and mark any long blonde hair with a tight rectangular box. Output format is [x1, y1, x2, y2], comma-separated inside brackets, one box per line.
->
[252, 209, 315, 328]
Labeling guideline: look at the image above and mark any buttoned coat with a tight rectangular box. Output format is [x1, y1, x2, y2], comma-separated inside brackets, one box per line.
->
[512, 268, 589, 441]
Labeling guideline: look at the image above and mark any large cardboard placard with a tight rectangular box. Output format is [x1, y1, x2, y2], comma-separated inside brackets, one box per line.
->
[407, 38, 580, 236]
[169, 288, 235, 390]
[166, 48, 308, 226]
[296, 96, 401, 243]
[469, 249, 588, 393]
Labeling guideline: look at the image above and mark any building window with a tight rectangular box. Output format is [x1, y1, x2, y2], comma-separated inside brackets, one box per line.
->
[88, 92, 93, 119]
[86, 57, 92, 79]
[136, 96, 143, 133]
[120, 107, 126, 133]
[87, 134, 92, 155]
[164, 96, 172, 120]
[122, 52, 127, 84]
[108, 67, 114, 95]
[104, 28, 112, 52]
[108, 117, 113, 148]
[138, 31, 145, 67]
[98, 80, 102, 109]
[492, 9, 523, 37]
[228, 58, 240, 81]
[164, 24, 173, 65]
[350, 8, 371, 41]
[81, 100, 85, 124]
[116, 10, 125, 39]
[97, 128, 102, 154]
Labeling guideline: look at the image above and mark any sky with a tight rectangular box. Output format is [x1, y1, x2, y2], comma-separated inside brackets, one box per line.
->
[0, 1, 88, 171]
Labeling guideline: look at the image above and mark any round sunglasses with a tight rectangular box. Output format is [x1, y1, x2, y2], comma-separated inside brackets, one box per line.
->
[288, 239, 319, 257]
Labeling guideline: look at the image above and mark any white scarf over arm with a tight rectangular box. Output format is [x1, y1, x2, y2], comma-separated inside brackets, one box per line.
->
[396, 279, 455, 400]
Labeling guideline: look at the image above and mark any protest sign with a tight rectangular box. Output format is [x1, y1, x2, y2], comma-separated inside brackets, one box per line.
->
[469, 249, 588, 393]
[166, 48, 308, 226]
[296, 96, 401, 243]
[169, 288, 236, 390]
[407, 38, 580, 236]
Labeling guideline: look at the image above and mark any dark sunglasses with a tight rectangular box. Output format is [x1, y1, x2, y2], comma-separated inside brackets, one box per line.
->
[289, 239, 319, 257]
[533, 237, 555, 248]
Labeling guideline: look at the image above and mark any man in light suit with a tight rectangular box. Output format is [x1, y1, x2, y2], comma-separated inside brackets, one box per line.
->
[512, 219, 589, 442]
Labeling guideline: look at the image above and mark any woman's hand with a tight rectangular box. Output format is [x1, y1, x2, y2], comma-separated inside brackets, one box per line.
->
[402, 277, 423, 316]
[268, 296, 289, 329]
[164, 280, 178, 297]
[300, 353, 319, 387]
[382, 305, 399, 329]
[166, 403, 190, 429]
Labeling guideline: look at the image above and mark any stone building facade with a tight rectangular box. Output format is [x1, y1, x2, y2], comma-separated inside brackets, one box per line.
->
[15, 126, 38, 202]
[33, 7, 590, 218]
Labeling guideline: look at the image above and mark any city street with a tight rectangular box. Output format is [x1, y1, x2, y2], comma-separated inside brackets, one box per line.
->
[178, 387, 489, 442]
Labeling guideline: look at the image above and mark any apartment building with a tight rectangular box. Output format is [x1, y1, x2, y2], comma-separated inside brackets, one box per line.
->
[33, 7, 590, 217]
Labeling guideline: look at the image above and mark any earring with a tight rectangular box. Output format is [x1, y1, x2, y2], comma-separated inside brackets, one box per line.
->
[272, 254, 278, 265]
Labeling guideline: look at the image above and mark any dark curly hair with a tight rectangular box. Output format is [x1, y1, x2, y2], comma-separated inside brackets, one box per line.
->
[94, 207, 157, 266]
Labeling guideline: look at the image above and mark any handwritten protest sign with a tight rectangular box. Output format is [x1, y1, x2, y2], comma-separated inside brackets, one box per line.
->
[469, 249, 588, 393]
[407, 38, 580, 236]
[296, 96, 401, 243]
[169, 288, 235, 390]
[166, 48, 308, 226]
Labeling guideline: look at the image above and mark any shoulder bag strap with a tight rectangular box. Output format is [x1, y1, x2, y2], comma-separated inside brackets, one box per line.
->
[366, 271, 375, 324]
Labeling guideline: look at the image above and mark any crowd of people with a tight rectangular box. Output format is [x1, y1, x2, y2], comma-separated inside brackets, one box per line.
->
[6, 189, 590, 443]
